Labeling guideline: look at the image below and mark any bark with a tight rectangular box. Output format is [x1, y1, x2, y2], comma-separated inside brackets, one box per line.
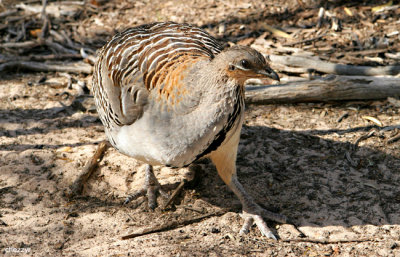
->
[245, 75, 400, 104]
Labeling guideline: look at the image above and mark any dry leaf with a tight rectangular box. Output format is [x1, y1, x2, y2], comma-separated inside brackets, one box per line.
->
[260, 24, 292, 39]
[58, 146, 73, 152]
[343, 7, 353, 16]
[362, 116, 383, 126]
[30, 29, 42, 38]
[371, 0, 393, 12]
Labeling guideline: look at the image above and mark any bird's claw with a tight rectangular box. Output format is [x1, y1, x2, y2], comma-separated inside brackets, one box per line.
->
[124, 165, 169, 209]
[239, 208, 287, 240]
[124, 184, 168, 209]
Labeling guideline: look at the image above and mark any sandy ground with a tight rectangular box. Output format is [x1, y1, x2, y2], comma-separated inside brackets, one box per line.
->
[1, 0, 400, 256]
[1, 72, 400, 256]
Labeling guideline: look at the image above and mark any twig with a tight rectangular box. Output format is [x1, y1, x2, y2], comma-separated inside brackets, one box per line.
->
[0, 60, 92, 74]
[347, 48, 391, 56]
[260, 24, 292, 39]
[177, 205, 205, 214]
[317, 7, 325, 28]
[0, 41, 41, 48]
[121, 210, 225, 240]
[0, 39, 78, 54]
[45, 40, 78, 54]
[337, 112, 349, 123]
[345, 151, 358, 167]
[0, 54, 82, 64]
[283, 34, 326, 47]
[0, 9, 18, 18]
[281, 237, 380, 244]
[68, 141, 109, 198]
[387, 133, 400, 144]
[30, 53, 82, 61]
[385, 52, 400, 60]
[162, 179, 186, 210]
[354, 130, 376, 148]
[381, 124, 400, 132]
[40, 0, 49, 40]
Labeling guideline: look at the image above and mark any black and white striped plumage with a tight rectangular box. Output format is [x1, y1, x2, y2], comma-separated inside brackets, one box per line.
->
[92, 22, 283, 239]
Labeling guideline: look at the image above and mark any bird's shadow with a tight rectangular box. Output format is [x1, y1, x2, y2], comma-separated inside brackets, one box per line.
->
[177, 124, 400, 229]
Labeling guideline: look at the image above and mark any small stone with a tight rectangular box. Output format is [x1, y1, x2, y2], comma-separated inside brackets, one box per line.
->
[211, 227, 220, 234]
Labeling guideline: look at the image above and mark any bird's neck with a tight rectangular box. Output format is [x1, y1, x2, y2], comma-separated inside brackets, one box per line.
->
[189, 59, 245, 124]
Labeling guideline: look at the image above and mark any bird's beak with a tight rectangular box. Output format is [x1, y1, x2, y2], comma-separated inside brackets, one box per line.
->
[258, 67, 280, 82]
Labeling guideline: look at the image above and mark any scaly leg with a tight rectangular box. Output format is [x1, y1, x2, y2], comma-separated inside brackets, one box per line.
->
[124, 164, 169, 209]
[229, 175, 287, 239]
[210, 127, 286, 239]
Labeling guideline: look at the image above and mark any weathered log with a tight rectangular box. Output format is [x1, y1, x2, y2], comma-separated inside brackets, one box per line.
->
[269, 54, 400, 76]
[245, 75, 400, 104]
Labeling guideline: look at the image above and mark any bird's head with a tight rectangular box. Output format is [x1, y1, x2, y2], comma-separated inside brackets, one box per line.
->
[217, 45, 279, 85]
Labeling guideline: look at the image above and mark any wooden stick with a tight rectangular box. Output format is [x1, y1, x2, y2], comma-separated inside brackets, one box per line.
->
[0, 60, 92, 74]
[354, 130, 376, 148]
[281, 237, 380, 244]
[0, 9, 18, 18]
[121, 210, 225, 240]
[162, 179, 186, 210]
[269, 54, 400, 76]
[68, 141, 109, 198]
[245, 75, 400, 104]
[29, 53, 82, 61]
[40, 0, 49, 39]
[283, 34, 326, 47]
[1, 39, 79, 55]
[387, 133, 400, 144]
[0, 41, 41, 48]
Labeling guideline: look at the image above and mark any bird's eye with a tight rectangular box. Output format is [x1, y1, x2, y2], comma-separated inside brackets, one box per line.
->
[240, 59, 251, 69]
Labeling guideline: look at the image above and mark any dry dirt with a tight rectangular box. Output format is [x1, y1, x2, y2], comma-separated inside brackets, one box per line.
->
[1, 0, 400, 256]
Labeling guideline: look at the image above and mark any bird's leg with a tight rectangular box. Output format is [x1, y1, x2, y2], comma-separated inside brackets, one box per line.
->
[124, 164, 169, 209]
[229, 175, 287, 239]
[210, 128, 286, 239]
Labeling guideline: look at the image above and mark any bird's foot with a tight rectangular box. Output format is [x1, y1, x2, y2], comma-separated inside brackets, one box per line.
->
[228, 175, 287, 239]
[239, 207, 287, 240]
[124, 164, 169, 209]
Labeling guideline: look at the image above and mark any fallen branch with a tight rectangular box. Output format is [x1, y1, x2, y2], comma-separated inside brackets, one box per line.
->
[245, 75, 400, 104]
[269, 54, 400, 76]
[283, 34, 326, 47]
[0, 60, 92, 74]
[68, 141, 109, 198]
[162, 179, 186, 210]
[40, 0, 50, 39]
[121, 210, 225, 240]
[0, 9, 18, 18]
[387, 133, 400, 144]
[0, 39, 79, 54]
[0, 41, 41, 48]
[281, 237, 380, 244]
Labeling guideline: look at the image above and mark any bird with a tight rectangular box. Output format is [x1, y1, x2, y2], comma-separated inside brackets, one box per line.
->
[92, 22, 285, 239]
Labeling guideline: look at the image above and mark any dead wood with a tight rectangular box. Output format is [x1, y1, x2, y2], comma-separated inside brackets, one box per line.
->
[68, 141, 109, 198]
[281, 237, 380, 244]
[162, 179, 186, 210]
[0, 60, 92, 74]
[121, 210, 225, 240]
[283, 33, 326, 47]
[245, 75, 400, 104]
[269, 55, 400, 76]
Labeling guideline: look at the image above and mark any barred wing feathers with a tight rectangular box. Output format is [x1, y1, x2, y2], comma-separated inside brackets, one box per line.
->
[92, 22, 223, 129]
